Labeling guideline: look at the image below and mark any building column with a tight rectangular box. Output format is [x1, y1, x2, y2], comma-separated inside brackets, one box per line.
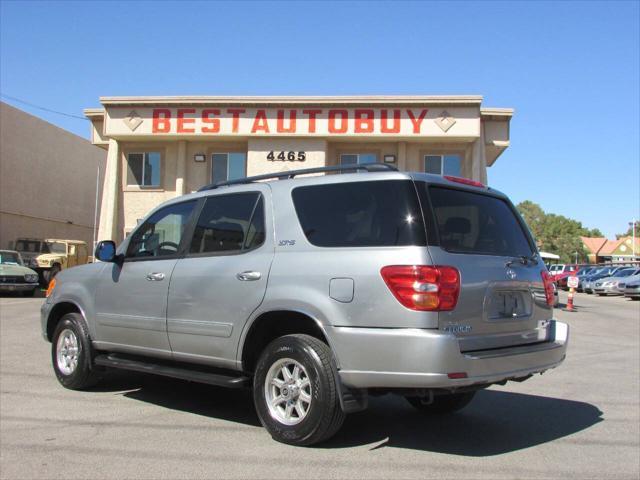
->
[397, 141, 407, 171]
[176, 140, 187, 196]
[97, 138, 120, 242]
[470, 123, 487, 183]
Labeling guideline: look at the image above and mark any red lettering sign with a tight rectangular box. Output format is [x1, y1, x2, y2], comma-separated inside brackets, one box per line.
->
[328, 109, 348, 134]
[381, 109, 401, 133]
[354, 109, 374, 133]
[177, 108, 196, 133]
[276, 109, 296, 133]
[227, 109, 245, 133]
[251, 109, 270, 133]
[152, 109, 171, 133]
[201, 109, 220, 133]
[303, 109, 321, 133]
[407, 109, 428, 134]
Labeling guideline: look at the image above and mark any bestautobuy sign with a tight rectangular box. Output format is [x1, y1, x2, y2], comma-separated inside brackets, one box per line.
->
[104, 107, 479, 137]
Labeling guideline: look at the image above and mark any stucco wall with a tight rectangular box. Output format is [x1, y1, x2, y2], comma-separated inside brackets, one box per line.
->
[0, 102, 106, 249]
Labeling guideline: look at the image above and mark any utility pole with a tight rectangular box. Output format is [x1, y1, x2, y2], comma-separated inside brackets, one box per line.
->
[93, 162, 100, 251]
[630, 219, 637, 262]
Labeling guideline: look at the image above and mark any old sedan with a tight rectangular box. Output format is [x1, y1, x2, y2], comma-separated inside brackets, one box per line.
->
[0, 250, 40, 296]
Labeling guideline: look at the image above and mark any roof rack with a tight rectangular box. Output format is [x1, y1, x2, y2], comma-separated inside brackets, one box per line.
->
[198, 163, 398, 191]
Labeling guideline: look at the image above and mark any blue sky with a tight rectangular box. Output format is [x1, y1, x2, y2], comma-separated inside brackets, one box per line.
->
[1, 0, 638, 238]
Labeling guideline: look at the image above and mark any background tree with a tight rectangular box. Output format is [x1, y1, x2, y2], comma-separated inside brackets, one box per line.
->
[516, 201, 600, 263]
[616, 223, 640, 239]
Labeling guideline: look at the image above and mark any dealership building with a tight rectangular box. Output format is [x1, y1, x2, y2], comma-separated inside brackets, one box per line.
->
[84, 96, 513, 243]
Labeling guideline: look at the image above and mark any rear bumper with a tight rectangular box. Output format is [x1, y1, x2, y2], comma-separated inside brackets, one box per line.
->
[329, 321, 569, 389]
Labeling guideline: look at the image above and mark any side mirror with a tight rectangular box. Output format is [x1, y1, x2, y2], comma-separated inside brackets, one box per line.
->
[95, 241, 117, 262]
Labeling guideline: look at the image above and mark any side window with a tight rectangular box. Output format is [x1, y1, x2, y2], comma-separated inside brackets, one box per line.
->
[189, 193, 264, 254]
[126, 201, 196, 259]
[292, 181, 426, 247]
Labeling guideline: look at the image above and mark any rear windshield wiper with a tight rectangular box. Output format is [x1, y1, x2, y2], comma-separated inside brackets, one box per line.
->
[506, 254, 538, 267]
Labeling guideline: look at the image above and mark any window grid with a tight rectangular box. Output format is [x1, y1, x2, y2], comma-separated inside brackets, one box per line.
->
[339, 153, 377, 166]
[212, 152, 247, 184]
[127, 152, 161, 187]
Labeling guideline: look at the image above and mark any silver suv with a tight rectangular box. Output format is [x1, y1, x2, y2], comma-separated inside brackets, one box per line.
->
[41, 164, 569, 446]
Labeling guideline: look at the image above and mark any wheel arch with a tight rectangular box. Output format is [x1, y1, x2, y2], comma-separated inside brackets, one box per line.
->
[239, 309, 336, 374]
[46, 301, 87, 341]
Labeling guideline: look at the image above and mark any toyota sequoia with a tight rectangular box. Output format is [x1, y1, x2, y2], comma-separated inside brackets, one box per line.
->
[42, 164, 569, 446]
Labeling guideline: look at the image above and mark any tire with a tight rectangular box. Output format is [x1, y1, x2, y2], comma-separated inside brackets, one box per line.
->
[51, 313, 100, 390]
[253, 334, 345, 446]
[406, 391, 476, 414]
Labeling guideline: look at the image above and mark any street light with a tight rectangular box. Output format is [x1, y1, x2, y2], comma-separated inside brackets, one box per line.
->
[630, 219, 637, 261]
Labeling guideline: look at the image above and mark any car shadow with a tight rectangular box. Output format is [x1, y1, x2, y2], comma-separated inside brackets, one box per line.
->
[94, 371, 261, 427]
[92, 372, 602, 455]
[322, 390, 602, 455]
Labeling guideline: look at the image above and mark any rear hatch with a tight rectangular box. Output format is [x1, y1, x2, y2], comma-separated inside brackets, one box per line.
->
[415, 180, 553, 352]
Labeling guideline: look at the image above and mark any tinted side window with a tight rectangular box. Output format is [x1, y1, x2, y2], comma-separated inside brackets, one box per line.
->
[428, 186, 533, 256]
[126, 201, 196, 259]
[189, 192, 263, 254]
[292, 180, 426, 247]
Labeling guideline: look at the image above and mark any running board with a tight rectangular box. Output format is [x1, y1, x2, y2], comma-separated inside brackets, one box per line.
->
[94, 353, 250, 388]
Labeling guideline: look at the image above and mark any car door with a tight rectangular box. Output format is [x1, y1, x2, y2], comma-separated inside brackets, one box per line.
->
[166, 186, 274, 368]
[93, 199, 197, 357]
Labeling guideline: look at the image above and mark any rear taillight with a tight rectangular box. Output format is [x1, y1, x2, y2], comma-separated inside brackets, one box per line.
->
[380, 265, 460, 311]
[541, 270, 555, 306]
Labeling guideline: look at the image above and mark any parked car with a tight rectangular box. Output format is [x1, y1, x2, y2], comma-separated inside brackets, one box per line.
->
[615, 273, 640, 295]
[557, 266, 597, 291]
[548, 264, 563, 276]
[41, 165, 568, 446]
[548, 264, 580, 283]
[593, 268, 640, 296]
[0, 249, 40, 296]
[624, 281, 640, 299]
[14, 238, 89, 284]
[582, 267, 624, 294]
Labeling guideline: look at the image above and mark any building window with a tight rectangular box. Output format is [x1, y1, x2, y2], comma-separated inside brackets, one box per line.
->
[340, 153, 377, 165]
[424, 154, 461, 176]
[212, 153, 247, 184]
[127, 152, 161, 187]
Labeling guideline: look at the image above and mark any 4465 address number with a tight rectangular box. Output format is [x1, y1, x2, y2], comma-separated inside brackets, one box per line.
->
[267, 151, 306, 162]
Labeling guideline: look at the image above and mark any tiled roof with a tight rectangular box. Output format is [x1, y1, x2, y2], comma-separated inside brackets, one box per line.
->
[580, 237, 608, 254]
[600, 239, 623, 255]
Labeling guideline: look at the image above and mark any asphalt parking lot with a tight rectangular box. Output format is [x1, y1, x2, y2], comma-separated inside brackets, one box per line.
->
[1, 292, 638, 479]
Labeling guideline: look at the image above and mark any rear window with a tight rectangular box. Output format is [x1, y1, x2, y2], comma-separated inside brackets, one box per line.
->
[292, 180, 426, 247]
[426, 186, 534, 257]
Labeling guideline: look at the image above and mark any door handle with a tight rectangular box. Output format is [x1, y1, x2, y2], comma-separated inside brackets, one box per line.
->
[236, 271, 261, 281]
[146, 272, 165, 281]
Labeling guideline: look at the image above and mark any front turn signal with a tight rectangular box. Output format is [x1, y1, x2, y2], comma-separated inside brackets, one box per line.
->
[45, 278, 57, 298]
